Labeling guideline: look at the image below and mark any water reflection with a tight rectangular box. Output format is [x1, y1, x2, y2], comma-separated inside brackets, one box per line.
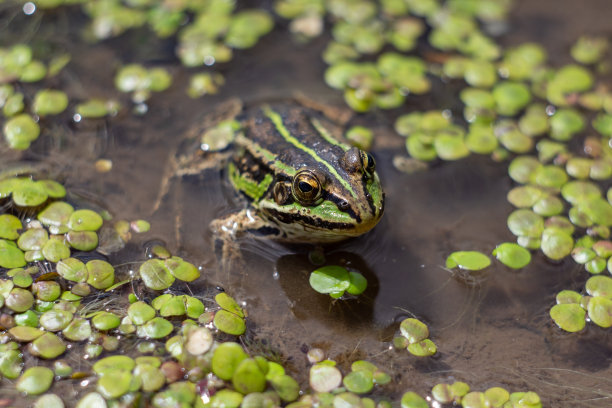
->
[275, 250, 379, 328]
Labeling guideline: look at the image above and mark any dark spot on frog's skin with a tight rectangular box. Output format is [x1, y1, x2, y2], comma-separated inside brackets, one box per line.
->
[254, 226, 282, 237]
[273, 181, 293, 205]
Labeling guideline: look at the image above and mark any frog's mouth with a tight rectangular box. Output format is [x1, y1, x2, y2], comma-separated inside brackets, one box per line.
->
[261, 200, 384, 243]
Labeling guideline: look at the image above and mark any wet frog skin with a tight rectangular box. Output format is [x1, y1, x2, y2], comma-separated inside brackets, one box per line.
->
[213, 101, 385, 243]
[162, 99, 385, 244]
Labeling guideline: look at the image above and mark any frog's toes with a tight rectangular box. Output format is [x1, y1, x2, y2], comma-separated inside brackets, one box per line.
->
[210, 209, 267, 240]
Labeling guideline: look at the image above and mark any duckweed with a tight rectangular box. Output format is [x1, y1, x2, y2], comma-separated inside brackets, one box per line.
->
[492, 242, 531, 269]
[74, 99, 119, 118]
[32, 90, 69, 116]
[493, 81, 532, 116]
[309, 265, 367, 298]
[547, 64, 593, 106]
[115, 64, 172, 103]
[571, 35, 608, 65]
[310, 363, 342, 393]
[3, 114, 40, 150]
[214, 292, 246, 335]
[446, 250, 491, 271]
[400, 392, 428, 408]
[16, 366, 54, 395]
[395, 317, 437, 357]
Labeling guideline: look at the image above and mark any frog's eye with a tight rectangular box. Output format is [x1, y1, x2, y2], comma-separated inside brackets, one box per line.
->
[292, 169, 323, 205]
[360, 151, 376, 178]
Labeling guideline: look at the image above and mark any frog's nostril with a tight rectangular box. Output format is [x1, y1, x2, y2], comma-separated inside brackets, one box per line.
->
[338, 200, 349, 211]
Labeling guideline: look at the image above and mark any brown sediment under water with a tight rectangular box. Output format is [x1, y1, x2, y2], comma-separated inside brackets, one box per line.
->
[1, 0, 611, 406]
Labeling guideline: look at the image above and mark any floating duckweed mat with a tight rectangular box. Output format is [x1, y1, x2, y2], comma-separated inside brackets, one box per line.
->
[0, 175, 541, 406]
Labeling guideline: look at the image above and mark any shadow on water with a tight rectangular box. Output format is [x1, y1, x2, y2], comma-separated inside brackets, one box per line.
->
[275, 251, 380, 329]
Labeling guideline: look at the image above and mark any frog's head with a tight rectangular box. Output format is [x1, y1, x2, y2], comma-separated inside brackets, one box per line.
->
[260, 146, 385, 243]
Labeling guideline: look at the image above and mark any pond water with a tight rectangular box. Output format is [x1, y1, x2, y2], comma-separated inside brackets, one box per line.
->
[1, 0, 611, 406]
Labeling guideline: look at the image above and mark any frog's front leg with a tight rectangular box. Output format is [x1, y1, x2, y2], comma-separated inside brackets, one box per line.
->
[210, 209, 282, 271]
[210, 208, 280, 240]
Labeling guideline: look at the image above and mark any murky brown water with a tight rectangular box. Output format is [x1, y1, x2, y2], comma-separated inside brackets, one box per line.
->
[1, 0, 612, 406]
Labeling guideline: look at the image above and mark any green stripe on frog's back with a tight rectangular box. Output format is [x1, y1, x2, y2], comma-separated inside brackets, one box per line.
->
[234, 132, 296, 177]
[310, 117, 350, 151]
[262, 106, 358, 200]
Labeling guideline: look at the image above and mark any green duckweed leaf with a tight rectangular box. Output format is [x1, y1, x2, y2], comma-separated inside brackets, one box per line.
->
[550, 303, 586, 332]
[97, 370, 132, 399]
[32, 89, 69, 116]
[215, 292, 244, 317]
[3, 114, 40, 150]
[68, 209, 103, 232]
[86, 260, 115, 290]
[556, 290, 582, 304]
[5, 287, 34, 312]
[407, 338, 437, 357]
[493, 82, 531, 116]
[140, 317, 174, 339]
[550, 108, 584, 141]
[17, 228, 48, 251]
[445, 250, 491, 270]
[214, 309, 246, 335]
[547, 64, 593, 106]
[39, 309, 73, 332]
[93, 355, 135, 375]
[507, 186, 542, 208]
[232, 358, 267, 394]
[16, 366, 54, 395]
[139, 259, 175, 290]
[269, 374, 300, 402]
[30, 332, 66, 359]
[309, 265, 351, 295]
[38, 201, 74, 233]
[508, 156, 542, 184]
[346, 271, 367, 295]
[343, 369, 374, 394]
[399, 318, 429, 343]
[587, 296, 612, 328]
[507, 209, 544, 238]
[56, 257, 87, 282]
[493, 242, 532, 268]
[571, 35, 608, 64]
[541, 228, 574, 260]
[0, 239, 26, 268]
[586, 275, 612, 298]
[212, 342, 248, 380]
[309, 364, 342, 393]
[92, 312, 121, 331]
[128, 301, 156, 325]
[400, 391, 428, 408]
[0, 214, 22, 240]
[42, 238, 70, 263]
[9, 325, 44, 342]
[61, 317, 91, 341]
[209, 389, 243, 408]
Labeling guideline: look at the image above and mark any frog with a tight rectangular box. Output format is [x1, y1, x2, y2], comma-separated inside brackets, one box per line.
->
[156, 97, 385, 246]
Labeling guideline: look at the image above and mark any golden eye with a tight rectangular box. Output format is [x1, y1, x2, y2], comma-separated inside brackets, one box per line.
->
[292, 169, 322, 205]
[360, 151, 376, 178]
